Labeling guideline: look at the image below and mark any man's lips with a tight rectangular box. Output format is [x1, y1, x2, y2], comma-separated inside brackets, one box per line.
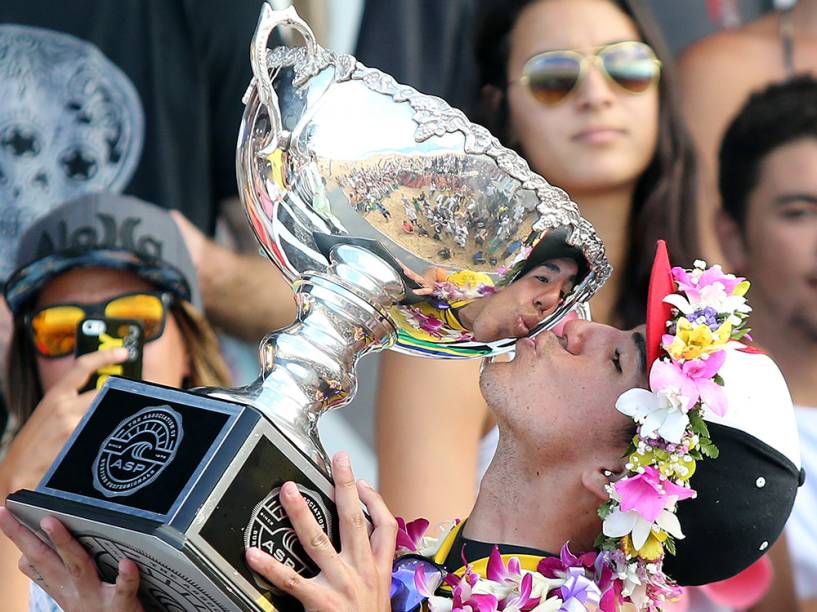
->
[515, 330, 568, 356]
[515, 315, 531, 337]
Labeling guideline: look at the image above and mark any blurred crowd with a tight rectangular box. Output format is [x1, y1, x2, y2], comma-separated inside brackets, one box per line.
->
[0, 0, 815, 611]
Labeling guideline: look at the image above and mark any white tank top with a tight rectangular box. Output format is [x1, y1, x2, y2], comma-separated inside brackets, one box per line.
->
[476, 425, 499, 489]
[788, 406, 817, 600]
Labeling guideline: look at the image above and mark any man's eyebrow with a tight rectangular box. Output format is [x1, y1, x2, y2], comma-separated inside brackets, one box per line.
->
[774, 193, 817, 206]
[632, 331, 647, 376]
[543, 262, 560, 274]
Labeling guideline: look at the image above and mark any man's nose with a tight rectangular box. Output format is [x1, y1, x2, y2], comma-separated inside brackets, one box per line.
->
[562, 318, 594, 353]
[573, 58, 615, 110]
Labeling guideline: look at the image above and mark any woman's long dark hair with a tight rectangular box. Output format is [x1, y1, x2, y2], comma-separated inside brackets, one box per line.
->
[473, 0, 699, 327]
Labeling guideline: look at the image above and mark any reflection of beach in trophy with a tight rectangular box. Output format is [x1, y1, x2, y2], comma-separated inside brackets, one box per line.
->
[322, 154, 533, 272]
[394, 230, 589, 343]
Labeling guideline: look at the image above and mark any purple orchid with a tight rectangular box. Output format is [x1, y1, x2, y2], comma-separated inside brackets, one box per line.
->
[396, 517, 430, 554]
[538, 543, 597, 580]
[650, 351, 728, 416]
[487, 546, 521, 585]
[614, 466, 696, 523]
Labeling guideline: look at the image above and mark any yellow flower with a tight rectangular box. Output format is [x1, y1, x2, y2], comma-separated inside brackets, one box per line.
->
[628, 448, 696, 482]
[733, 280, 750, 297]
[665, 318, 731, 361]
[622, 531, 667, 561]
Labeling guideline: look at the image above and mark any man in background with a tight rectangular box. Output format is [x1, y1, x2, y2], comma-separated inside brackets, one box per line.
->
[717, 75, 817, 609]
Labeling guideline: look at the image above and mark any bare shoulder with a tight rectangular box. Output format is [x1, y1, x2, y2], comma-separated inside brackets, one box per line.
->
[679, 22, 781, 81]
[678, 16, 786, 139]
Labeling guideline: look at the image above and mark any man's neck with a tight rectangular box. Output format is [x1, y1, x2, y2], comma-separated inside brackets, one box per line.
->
[464, 442, 600, 555]
[568, 186, 633, 326]
[749, 299, 817, 408]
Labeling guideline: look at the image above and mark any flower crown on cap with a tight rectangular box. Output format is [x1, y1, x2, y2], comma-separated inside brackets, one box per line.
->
[393, 243, 753, 611]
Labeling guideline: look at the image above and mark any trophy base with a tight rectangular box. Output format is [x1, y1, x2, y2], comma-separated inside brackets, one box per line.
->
[7, 377, 341, 612]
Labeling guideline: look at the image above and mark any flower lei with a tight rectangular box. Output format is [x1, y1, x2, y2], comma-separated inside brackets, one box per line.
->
[393, 260, 752, 611]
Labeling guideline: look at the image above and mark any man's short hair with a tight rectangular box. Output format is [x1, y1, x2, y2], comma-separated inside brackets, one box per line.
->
[719, 75, 817, 229]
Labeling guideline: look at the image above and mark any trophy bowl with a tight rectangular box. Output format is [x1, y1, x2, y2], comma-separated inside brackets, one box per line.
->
[239, 4, 611, 359]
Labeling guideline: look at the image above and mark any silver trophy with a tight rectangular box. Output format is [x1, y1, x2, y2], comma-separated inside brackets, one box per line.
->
[7, 4, 611, 610]
[214, 2, 610, 474]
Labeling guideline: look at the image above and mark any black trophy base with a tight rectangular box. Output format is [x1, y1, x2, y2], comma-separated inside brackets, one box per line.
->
[7, 377, 340, 612]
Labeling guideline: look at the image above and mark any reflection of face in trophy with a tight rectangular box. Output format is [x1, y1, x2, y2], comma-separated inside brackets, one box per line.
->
[215, 3, 612, 474]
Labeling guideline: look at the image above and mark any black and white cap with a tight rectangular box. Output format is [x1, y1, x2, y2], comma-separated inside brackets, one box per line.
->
[646, 242, 804, 586]
[4, 192, 202, 314]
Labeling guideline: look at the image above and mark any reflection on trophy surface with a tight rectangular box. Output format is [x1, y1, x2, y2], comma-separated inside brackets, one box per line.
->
[223, 1, 612, 472]
[6, 4, 613, 611]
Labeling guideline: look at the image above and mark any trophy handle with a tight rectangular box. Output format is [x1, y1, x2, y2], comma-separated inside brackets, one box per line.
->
[250, 3, 318, 155]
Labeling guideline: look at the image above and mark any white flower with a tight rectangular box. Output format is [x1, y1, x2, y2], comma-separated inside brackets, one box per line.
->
[428, 596, 454, 611]
[529, 596, 565, 612]
[616, 388, 689, 444]
[663, 285, 750, 320]
[472, 577, 515, 600]
[603, 507, 685, 550]
[527, 571, 567, 600]
[417, 520, 459, 557]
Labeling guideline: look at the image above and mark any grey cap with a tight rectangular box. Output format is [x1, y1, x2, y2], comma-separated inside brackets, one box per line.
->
[4, 192, 202, 314]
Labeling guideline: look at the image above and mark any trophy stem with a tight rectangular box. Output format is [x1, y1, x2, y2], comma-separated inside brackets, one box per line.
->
[205, 244, 405, 476]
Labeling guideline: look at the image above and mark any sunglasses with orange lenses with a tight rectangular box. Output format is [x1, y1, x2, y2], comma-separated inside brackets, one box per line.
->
[27, 292, 171, 358]
[515, 41, 662, 106]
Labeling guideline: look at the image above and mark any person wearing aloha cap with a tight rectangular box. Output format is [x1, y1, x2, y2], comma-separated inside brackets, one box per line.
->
[0, 242, 803, 611]
[0, 192, 233, 611]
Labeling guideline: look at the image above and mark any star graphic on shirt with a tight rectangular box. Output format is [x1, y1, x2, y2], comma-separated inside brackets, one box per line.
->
[61, 149, 97, 180]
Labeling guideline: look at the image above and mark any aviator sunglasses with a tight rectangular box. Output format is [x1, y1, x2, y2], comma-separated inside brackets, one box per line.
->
[27, 291, 172, 358]
[513, 41, 661, 105]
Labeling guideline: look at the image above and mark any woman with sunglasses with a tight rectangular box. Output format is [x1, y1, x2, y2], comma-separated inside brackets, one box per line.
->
[0, 192, 231, 612]
[377, 0, 700, 527]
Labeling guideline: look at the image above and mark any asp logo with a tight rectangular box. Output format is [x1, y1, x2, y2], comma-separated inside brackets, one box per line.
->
[244, 484, 332, 585]
[92, 405, 183, 498]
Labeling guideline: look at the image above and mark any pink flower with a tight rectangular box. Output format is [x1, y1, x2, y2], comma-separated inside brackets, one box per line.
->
[537, 543, 597, 579]
[442, 569, 500, 612]
[487, 546, 521, 584]
[650, 351, 728, 417]
[614, 467, 696, 523]
[396, 517, 430, 554]
[672, 265, 744, 300]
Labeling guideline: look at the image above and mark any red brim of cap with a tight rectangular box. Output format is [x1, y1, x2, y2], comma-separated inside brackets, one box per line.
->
[646, 240, 674, 367]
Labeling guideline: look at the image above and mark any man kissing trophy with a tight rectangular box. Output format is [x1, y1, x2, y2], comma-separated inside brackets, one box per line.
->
[6, 4, 610, 610]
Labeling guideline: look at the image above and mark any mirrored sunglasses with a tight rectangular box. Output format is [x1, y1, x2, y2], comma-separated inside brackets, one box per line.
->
[27, 291, 171, 358]
[516, 40, 662, 105]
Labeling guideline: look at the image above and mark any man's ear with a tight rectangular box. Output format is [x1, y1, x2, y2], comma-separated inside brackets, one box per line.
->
[715, 209, 749, 274]
[581, 466, 622, 502]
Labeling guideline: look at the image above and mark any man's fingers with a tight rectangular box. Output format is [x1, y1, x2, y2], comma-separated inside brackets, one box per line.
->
[279, 481, 348, 581]
[332, 453, 371, 568]
[0, 508, 64, 581]
[357, 480, 399, 569]
[56, 348, 129, 392]
[245, 548, 323, 608]
[40, 516, 100, 593]
[113, 558, 142, 607]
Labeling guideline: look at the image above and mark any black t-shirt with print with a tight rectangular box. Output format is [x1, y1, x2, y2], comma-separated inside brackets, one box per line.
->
[0, 0, 263, 280]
